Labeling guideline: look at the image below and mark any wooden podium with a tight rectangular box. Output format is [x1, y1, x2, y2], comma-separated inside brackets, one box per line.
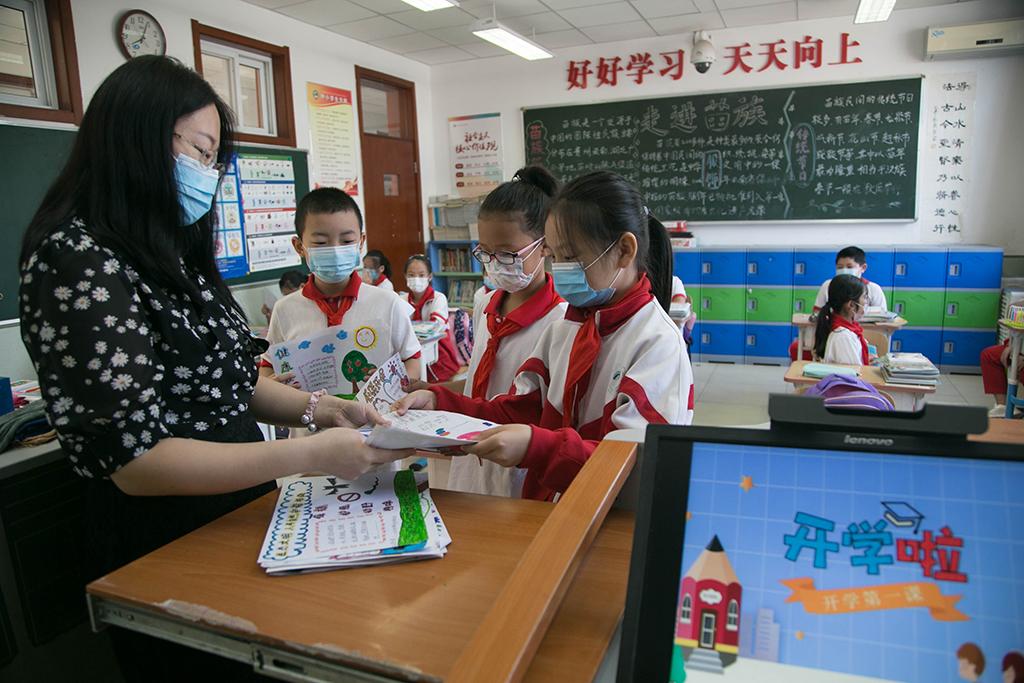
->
[86, 441, 638, 682]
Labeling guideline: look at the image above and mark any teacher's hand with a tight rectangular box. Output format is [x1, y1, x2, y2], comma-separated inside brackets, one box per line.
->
[306, 428, 413, 480]
[314, 395, 389, 429]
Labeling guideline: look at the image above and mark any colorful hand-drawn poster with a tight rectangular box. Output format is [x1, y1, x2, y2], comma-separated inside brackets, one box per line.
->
[355, 353, 409, 413]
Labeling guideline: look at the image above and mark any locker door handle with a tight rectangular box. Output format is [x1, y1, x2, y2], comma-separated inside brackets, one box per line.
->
[795, 299, 805, 312]
[747, 262, 757, 275]
[892, 339, 902, 352]
[795, 262, 806, 275]
[702, 262, 712, 274]
[747, 298, 757, 311]
[948, 263, 961, 277]
[944, 341, 955, 354]
[895, 263, 907, 276]
[746, 335, 756, 346]
[702, 297, 711, 310]
[702, 333, 711, 344]
[894, 302, 905, 314]
[947, 303, 958, 316]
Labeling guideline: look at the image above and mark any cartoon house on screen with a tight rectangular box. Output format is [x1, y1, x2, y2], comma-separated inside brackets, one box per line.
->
[676, 535, 742, 673]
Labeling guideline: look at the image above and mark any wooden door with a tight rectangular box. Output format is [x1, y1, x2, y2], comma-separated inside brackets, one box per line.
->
[355, 67, 423, 294]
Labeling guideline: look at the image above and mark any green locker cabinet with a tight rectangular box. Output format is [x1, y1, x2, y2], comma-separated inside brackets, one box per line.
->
[746, 287, 794, 323]
[792, 287, 820, 315]
[891, 289, 945, 328]
[942, 290, 1002, 330]
[699, 287, 745, 322]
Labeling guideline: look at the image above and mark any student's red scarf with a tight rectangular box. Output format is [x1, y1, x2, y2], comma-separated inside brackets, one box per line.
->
[302, 273, 360, 326]
[373, 274, 389, 287]
[471, 275, 563, 400]
[561, 275, 654, 427]
[831, 315, 871, 365]
[409, 285, 436, 321]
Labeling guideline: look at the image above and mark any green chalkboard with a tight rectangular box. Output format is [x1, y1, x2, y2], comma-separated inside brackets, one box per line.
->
[524, 77, 921, 223]
[0, 123, 309, 320]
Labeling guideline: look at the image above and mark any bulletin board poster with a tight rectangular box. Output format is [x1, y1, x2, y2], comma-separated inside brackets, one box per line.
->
[449, 112, 503, 198]
[237, 154, 302, 273]
[214, 158, 248, 279]
[306, 82, 359, 196]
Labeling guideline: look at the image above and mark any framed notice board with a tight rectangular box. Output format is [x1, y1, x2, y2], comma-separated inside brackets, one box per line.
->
[0, 122, 309, 321]
[523, 77, 922, 223]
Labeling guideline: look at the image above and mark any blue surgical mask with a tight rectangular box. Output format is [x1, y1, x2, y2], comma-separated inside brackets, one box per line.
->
[174, 153, 220, 226]
[836, 266, 862, 278]
[551, 241, 622, 308]
[482, 275, 498, 291]
[306, 244, 360, 283]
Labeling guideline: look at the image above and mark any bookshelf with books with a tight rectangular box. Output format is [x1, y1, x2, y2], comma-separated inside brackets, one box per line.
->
[427, 195, 485, 311]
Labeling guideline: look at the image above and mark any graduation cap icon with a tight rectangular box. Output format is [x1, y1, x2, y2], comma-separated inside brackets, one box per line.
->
[881, 501, 924, 534]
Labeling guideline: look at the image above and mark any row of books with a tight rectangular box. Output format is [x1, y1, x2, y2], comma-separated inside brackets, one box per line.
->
[437, 247, 474, 273]
[447, 278, 479, 309]
[878, 352, 941, 386]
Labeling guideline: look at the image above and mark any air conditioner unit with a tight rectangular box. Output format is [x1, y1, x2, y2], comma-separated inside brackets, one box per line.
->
[926, 18, 1024, 59]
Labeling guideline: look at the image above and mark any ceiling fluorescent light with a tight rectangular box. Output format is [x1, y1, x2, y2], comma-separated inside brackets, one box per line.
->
[471, 18, 553, 61]
[854, 0, 896, 24]
[400, 0, 460, 11]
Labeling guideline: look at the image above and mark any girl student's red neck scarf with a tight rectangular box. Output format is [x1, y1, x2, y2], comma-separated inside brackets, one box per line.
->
[409, 285, 435, 321]
[831, 314, 871, 365]
[302, 272, 361, 326]
[471, 275, 563, 399]
[373, 273, 389, 286]
[560, 274, 654, 427]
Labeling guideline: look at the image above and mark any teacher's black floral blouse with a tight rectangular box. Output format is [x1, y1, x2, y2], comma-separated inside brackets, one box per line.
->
[20, 218, 263, 479]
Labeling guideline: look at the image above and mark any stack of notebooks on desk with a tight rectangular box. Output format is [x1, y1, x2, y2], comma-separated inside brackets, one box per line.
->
[878, 353, 940, 386]
[257, 469, 451, 575]
[412, 320, 447, 342]
[860, 306, 899, 323]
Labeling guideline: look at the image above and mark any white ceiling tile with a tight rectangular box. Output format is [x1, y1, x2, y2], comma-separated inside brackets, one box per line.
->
[349, 0, 414, 12]
[326, 16, 416, 41]
[243, 0, 307, 8]
[582, 19, 657, 41]
[460, 0, 551, 18]
[405, 45, 478, 63]
[276, 0, 376, 26]
[692, 0, 719, 10]
[426, 25, 479, 44]
[461, 40, 512, 57]
[539, 0, 621, 9]
[389, 7, 477, 30]
[719, 1, 796, 27]
[533, 28, 594, 47]
[631, 0, 700, 19]
[558, 2, 643, 27]
[648, 10, 724, 34]
[373, 31, 449, 52]
[796, 0, 858, 20]
[501, 12, 573, 33]
[714, 0, 785, 8]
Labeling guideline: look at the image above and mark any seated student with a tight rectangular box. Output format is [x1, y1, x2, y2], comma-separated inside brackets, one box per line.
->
[790, 245, 888, 361]
[400, 255, 461, 383]
[395, 171, 694, 501]
[980, 341, 1024, 417]
[814, 274, 874, 366]
[261, 188, 421, 394]
[361, 249, 394, 292]
[671, 275, 696, 346]
[448, 166, 567, 497]
[262, 269, 306, 324]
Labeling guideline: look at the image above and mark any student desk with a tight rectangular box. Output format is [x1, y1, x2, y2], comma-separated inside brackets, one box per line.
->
[784, 360, 936, 411]
[86, 442, 637, 682]
[998, 319, 1024, 418]
[792, 313, 907, 360]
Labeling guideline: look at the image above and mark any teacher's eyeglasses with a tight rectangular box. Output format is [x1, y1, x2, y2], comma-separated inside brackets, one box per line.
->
[174, 133, 226, 174]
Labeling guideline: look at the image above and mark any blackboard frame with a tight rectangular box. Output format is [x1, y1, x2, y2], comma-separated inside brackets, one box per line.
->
[523, 74, 925, 225]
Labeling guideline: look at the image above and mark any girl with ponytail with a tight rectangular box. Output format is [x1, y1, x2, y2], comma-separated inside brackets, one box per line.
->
[396, 171, 693, 501]
[814, 274, 873, 365]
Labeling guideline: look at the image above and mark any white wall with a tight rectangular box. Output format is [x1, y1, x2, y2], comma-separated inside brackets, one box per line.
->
[0, 0, 441, 381]
[429, 0, 1024, 255]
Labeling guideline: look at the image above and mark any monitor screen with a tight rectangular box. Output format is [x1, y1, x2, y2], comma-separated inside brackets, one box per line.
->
[669, 441, 1024, 683]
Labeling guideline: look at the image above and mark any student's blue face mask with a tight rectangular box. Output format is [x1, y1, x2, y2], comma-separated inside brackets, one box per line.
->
[174, 153, 221, 226]
[550, 240, 623, 308]
[305, 244, 361, 284]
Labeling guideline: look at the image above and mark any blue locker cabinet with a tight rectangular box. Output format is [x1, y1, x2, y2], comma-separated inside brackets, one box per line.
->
[939, 329, 997, 374]
[944, 248, 1003, 289]
[699, 322, 745, 362]
[673, 250, 701, 286]
[689, 321, 702, 359]
[891, 328, 943, 365]
[863, 248, 895, 289]
[744, 324, 793, 365]
[746, 250, 794, 286]
[699, 250, 746, 286]
[792, 250, 836, 287]
[893, 248, 948, 289]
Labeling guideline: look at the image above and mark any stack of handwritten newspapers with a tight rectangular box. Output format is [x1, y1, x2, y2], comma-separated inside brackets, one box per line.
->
[258, 336, 500, 574]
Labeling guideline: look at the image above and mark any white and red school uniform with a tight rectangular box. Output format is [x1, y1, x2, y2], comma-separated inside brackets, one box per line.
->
[371, 274, 395, 293]
[431, 275, 694, 502]
[822, 316, 871, 365]
[671, 276, 687, 302]
[448, 275, 567, 497]
[814, 277, 887, 311]
[399, 286, 461, 383]
[472, 284, 493, 313]
[261, 273, 421, 378]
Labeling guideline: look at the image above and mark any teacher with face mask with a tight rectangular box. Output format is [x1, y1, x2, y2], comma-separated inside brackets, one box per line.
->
[18, 56, 410, 681]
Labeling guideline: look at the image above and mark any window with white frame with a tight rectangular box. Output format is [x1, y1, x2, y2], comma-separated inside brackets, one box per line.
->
[680, 595, 692, 624]
[0, 0, 57, 109]
[199, 38, 275, 137]
[726, 599, 739, 631]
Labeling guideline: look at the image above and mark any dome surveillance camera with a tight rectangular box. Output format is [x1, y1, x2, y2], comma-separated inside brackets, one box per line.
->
[691, 31, 715, 74]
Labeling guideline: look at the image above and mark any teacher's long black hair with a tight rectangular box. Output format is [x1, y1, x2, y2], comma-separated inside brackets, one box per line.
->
[20, 55, 237, 308]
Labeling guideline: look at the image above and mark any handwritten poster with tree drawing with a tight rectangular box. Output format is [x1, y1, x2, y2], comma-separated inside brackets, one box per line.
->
[268, 323, 390, 399]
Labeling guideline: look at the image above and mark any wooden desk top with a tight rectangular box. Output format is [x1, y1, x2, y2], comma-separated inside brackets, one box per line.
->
[969, 417, 1024, 445]
[87, 487, 634, 683]
[784, 360, 937, 394]
[792, 313, 907, 330]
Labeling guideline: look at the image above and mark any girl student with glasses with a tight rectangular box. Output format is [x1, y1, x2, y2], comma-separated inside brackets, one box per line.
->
[445, 166, 568, 498]
[395, 171, 694, 502]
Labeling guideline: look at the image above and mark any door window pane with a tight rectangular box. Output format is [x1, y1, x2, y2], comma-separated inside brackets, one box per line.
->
[360, 80, 403, 138]
[239, 63, 263, 130]
[0, 5, 35, 98]
[201, 51, 234, 111]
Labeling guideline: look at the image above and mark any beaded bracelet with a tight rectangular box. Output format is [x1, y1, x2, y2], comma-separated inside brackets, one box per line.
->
[301, 389, 327, 433]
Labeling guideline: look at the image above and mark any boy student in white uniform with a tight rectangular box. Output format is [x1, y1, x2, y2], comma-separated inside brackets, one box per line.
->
[396, 171, 694, 502]
[260, 188, 421, 395]
[814, 274, 876, 366]
[446, 166, 568, 497]
[790, 245, 888, 360]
